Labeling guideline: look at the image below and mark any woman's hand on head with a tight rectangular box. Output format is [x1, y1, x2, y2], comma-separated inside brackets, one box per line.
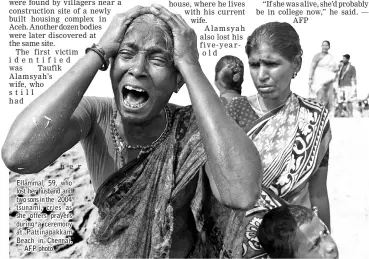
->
[150, 4, 199, 68]
[98, 6, 151, 58]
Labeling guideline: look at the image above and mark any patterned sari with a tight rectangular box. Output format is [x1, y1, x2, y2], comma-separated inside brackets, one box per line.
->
[85, 106, 208, 258]
[211, 94, 331, 258]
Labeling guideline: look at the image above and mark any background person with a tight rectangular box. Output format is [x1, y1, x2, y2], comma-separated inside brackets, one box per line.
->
[336, 54, 357, 117]
[309, 40, 338, 115]
[214, 55, 244, 106]
[2, 5, 263, 258]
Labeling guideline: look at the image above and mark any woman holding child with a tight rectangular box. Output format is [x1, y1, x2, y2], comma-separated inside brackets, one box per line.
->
[210, 22, 332, 258]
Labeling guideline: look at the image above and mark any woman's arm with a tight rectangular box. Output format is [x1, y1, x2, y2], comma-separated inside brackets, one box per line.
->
[309, 154, 331, 230]
[151, 5, 262, 210]
[2, 6, 151, 174]
[2, 52, 101, 174]
[309, 53, 320, 86]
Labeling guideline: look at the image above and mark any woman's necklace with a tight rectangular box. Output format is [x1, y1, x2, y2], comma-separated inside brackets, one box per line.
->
[110, 106, 172, 162]
[256, 93, 289, 116]
[256, 94, 266, 116]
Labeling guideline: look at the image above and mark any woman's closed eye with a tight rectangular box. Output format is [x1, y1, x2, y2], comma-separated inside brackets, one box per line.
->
[248, 62, 260, 68]
[264, 61, 279, 67]
[119, 49, 135, 59]
[312, 238, 321, 250]
[150, 55, 170, 66]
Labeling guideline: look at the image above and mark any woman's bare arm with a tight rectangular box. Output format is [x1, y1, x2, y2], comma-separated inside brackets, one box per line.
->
[309, 165, 331, 231]
[2, 52, 102, 174]
[2, 6, 151, 174]
[309, 53, 321, 85]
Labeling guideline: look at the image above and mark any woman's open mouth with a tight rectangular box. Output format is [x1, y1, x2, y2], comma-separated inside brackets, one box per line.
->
[122, 85, 149, 109]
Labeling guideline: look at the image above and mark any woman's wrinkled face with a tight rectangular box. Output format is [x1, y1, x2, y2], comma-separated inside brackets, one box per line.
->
[248, 43, 296, 100]
[321, 42, 330, 53]
[110, 21, 178, 124]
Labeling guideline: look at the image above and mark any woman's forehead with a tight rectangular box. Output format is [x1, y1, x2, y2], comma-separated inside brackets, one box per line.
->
[123, 25, 168, 47]
[249, 44, 284, 61]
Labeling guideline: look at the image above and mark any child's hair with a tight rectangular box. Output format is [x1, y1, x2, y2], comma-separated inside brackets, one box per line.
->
[257, 205, 314, 258]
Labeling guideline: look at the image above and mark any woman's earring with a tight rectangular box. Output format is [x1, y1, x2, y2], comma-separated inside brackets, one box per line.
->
[292, 71, 298, 79]
[312, 206, 319, 216]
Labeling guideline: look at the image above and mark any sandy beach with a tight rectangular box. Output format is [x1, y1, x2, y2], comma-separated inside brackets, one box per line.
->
[328, 118, 369, 258]
[8, 117, 369, 258]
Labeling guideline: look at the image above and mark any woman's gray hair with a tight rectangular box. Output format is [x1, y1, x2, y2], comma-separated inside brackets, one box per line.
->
[125, 14, 174, 55]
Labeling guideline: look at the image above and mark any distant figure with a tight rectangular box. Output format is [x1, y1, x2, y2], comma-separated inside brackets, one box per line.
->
[336, 54, 357, 117]
[309, 40, 337, 114]
[257, 205, 339, 259]
[358, 92, 369, 116]
[214, 55, 244, 106]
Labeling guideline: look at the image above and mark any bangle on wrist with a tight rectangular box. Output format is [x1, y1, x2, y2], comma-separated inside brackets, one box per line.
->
[85, 43, 109, 71]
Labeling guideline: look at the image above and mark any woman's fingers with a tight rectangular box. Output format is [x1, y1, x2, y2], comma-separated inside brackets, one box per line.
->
[150, 4, 182, 29]
[176, 14, 188, 26]
[118, 6, 152, 34]
[122, 5, 151, 25]
[98, 5, 151, 58]
[150, 4, 199, 66]
[126, 5, 152, 17]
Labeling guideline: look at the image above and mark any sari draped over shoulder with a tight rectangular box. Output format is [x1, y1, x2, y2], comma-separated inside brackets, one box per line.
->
[216, 94, 331, 258]
[85, 106, 207, 259]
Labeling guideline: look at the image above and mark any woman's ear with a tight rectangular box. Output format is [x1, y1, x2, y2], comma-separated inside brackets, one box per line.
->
[175, 73, 185, 93]
[292, 55, 302, 73]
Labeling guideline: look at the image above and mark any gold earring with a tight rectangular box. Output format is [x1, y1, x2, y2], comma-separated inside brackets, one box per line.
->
[292, 71, 298, 79]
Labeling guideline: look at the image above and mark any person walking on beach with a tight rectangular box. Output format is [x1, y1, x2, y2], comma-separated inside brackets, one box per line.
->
[336, 54, 357, 117]
[309, 40, 337, 115]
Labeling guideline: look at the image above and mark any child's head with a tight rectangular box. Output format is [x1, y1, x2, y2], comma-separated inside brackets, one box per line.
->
[257, 205, 338, 258]
[214, 55, 244, 94]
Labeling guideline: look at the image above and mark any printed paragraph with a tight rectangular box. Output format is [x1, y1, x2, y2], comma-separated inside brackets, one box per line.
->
[256, 0, 369, 23]
[12, 175, 76, 253]
[8, 0, 122, 104]
[169, 0, 246, 56]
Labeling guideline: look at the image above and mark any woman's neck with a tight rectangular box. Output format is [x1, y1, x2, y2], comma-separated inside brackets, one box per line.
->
[220, 90, 241, 99]
[116, 109, 168, 146]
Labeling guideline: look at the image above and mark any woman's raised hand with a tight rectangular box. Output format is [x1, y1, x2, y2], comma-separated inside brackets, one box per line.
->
[98, 6, 151, 58]
[150, 4, 199, 68]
